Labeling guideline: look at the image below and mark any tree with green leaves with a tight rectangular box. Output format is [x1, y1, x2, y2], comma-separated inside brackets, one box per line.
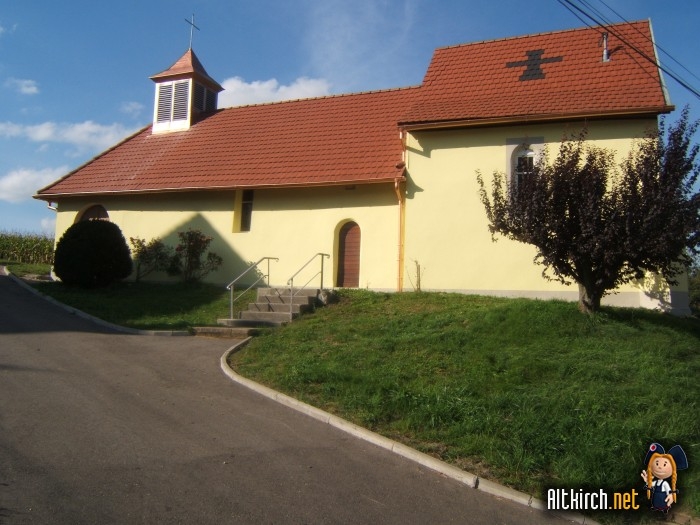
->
[477, 109, 699, 314]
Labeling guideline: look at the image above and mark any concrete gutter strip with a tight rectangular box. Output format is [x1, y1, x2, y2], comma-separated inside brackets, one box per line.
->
[221, 339, 599, 525]
[1, 267, 190, 336]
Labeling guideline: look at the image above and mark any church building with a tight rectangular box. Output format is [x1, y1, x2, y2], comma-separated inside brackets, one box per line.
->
[34, 20, 690, 314]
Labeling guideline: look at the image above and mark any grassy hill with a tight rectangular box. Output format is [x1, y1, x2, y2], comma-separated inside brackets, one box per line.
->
[230, 290, 699, 523]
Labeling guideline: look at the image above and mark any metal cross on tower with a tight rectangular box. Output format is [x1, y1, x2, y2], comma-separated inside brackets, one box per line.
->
[185, 14, 200, 49]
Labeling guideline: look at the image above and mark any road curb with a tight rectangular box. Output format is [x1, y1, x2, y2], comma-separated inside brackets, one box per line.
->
[1, 266, 191, 337]
[220, 339, 599, 525]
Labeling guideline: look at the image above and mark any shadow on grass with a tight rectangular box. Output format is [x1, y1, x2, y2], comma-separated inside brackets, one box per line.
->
[598, 304, 700, 339]
[30, 280, 249, 331]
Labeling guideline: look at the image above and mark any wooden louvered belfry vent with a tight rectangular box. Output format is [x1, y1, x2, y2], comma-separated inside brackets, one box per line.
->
[153, 79, 191, 132]
[193, 82, 217, 113]
[150, 48, 222, 134]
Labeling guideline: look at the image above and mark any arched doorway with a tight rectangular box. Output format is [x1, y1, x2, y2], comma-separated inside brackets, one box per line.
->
[336, 221, 360, 288]
[77, 205, 109, 222]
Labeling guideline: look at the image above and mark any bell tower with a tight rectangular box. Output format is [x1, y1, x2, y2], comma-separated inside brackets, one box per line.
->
[149, 48, 223, 134]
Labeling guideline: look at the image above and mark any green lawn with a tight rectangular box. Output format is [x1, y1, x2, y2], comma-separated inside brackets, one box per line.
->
[230, 290, 699, 524]
[1, 261, 253, 330]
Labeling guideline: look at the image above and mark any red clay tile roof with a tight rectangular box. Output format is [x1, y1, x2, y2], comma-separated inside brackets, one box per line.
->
[399, 20, 672, 127]
[150, 48, 223, 92]
[36, 21, 672, 199]
[36, 87, 419, 197]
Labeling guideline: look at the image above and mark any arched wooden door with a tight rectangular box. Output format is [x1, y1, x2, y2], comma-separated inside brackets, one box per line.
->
[336, 221, 360, 288]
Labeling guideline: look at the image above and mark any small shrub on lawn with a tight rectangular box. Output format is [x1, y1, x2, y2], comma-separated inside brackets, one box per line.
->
[130, 236, 174, 282]
[54, 220, 132, 287]
[168, 228, 222, 282]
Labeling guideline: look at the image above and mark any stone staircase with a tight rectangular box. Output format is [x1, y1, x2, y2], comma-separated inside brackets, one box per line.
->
[195, 287, 321, 338]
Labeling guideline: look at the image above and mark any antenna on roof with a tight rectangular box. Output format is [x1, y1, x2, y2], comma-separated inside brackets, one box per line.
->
[184, 13, 200, 49]
[601, 32, 610, 62]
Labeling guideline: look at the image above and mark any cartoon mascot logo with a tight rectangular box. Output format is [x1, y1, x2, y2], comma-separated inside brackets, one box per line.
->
[641, 443, 688, 515]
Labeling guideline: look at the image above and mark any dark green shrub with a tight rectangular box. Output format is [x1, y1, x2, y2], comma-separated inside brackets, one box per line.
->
[54, 220, 132, 287]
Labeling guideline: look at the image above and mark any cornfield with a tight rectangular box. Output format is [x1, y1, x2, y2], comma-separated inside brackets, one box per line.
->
[0, 231, 55, 264]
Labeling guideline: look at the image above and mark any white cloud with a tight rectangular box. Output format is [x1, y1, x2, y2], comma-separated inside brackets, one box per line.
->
[121, 101, 144, 118]
[5, 77, 39, 95]
[218, 76, 331, 107]
[0, 166, 68, 203]
[0, 120, 138, 154]
[0, 22, 17, 37]
[40, 216, 56, 235]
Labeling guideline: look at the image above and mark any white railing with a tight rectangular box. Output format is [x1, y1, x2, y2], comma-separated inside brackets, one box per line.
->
[225, 257, 278, 320]
[287, 253, 330, 319]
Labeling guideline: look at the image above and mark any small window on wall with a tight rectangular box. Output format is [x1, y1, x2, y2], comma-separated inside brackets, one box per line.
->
[78, 205, 109, 222]
[234, 190, 254, 232]
[240, 190, 254, 231]
[514, 147, 535, 188]
[506, 137, 543, 190]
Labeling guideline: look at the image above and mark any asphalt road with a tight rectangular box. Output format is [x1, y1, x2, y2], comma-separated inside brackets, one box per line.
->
[0, 274, 573, 524]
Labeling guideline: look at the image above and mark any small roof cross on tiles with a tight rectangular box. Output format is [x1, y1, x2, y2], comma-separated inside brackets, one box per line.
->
[506, 49, 563, 81]
[185, 13, 200, 49]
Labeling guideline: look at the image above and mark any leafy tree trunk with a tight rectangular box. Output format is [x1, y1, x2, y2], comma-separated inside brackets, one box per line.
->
[578, 283, 602, 314]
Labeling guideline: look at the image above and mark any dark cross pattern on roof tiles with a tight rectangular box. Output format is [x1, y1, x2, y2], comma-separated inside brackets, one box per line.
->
[506, 49, 563, 81]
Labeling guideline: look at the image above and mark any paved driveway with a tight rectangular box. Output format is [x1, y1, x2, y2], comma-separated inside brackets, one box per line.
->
[0, 275, 572, 524]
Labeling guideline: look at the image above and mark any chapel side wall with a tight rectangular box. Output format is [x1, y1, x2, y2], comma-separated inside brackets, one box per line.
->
[402, 117, 686, 311]
[51, 184, 399, 288]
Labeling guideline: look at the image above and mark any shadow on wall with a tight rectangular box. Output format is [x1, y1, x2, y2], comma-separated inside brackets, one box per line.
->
[134, 213, 261, 288]
[632, 271, 690, 315]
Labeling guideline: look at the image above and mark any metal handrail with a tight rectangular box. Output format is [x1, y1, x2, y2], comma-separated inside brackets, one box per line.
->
[287, 253, 330, 319]
[226, 257, 278, 319]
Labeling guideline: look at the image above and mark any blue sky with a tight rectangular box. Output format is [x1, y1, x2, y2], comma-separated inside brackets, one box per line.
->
[1, 0, 698, 235]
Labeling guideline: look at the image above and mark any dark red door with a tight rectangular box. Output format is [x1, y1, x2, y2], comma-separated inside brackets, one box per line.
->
[337, 222, 360, 288]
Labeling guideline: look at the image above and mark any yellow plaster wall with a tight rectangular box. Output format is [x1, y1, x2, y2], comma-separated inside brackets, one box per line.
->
[402, 118, 686, 311]
[52, 184, 400, 288]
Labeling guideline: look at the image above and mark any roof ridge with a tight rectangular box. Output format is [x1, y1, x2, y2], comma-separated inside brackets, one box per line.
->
[434, 19, 650, 52]
[219, 84, 421, 111]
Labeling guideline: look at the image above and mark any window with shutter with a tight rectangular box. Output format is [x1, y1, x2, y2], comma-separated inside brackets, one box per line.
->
[194, 83, 206, 111]
[153, 80, 192, 132]
[206, 89, 217, 111]
[156, 84, 173, 123]
[173, 81, 189, 121]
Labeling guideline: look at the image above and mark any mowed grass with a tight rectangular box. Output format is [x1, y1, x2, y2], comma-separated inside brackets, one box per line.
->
[0, 259, 253, 331]
[32, 280, 255, 330]
[230, 290, 699, 523]
[0, 260, 52, 278]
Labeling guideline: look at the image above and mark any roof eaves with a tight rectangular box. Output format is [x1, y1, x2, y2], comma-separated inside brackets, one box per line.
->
[34, 124, 152, 197]
[398, 106, 676, 131]
[33, 177, 403, 201]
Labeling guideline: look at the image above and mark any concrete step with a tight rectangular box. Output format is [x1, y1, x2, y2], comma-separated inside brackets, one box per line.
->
[257, 288, 319, 304]
[217, 318, 283, 328]
[247, 302, 311, 314]
[193, 326, 260, 338]
[239, 311, 298, 324]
